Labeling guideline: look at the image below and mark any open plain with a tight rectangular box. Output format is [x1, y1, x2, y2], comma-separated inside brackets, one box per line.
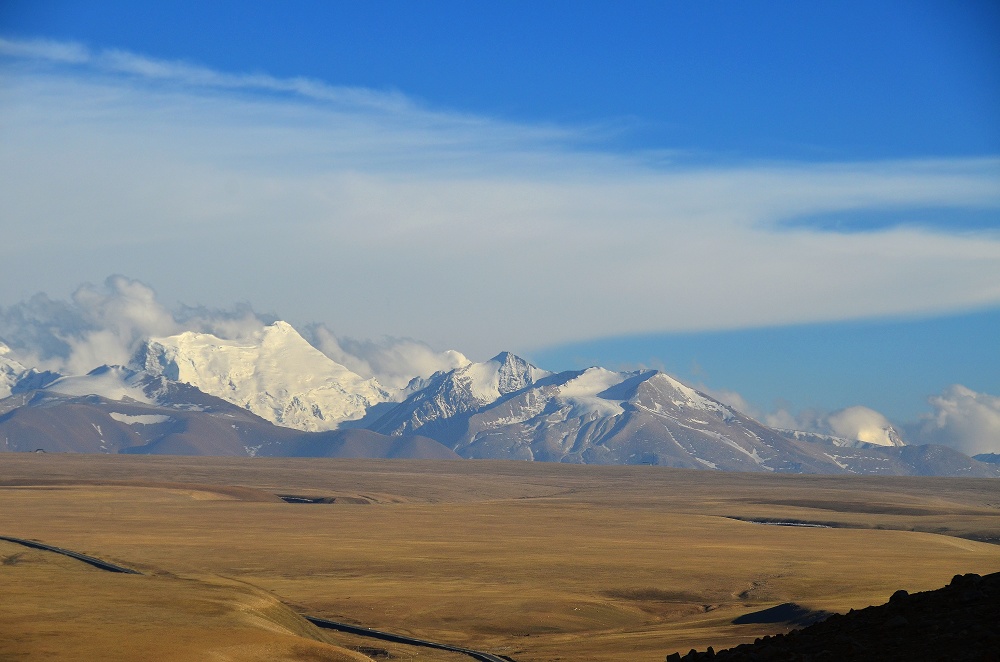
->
[1, 454, 998, 661]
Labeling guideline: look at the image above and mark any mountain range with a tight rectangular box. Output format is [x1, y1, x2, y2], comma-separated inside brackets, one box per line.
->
[1, 323, 997, 476]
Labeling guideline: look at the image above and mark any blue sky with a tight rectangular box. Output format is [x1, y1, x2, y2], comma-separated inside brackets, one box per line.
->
[1, 1, 999, 440]
[4, 1, 999, 157]
[529, 308, 1000, 422]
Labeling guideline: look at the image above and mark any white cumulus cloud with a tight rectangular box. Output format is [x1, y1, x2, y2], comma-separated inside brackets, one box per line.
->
[746, 389, 1000, 456]
[0, 276, 182, 375]
[760, 405, 901, 446]
[825, 406, 901, 446]
[692, 385, 905, 446]
[906, 385, 1000, 456]
[0, 277, 465, 389]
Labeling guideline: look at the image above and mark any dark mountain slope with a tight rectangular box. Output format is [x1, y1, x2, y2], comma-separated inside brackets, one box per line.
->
[0, 389, 456, 460]
[668, 572, 1000, 662]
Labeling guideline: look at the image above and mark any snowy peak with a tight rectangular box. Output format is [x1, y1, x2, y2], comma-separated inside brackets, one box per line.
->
[373, 362, 773, 464]
[369, 352, 549, 437]
[470, 351, 550, 402]
[132, 322, 391, 431]
[0, 343, 60, 398]
[0, 343, 28, 399]
[858, 425, 906, 447]
[633, 372, 738, 420]
[543, 368, 737, 423]
[434, 366, 799, 465]
[883, 426, 906, 447]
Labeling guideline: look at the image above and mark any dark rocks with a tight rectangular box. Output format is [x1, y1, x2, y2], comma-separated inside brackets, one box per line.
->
[666, 572, 1000, 661]
[883, 614, 908, 628]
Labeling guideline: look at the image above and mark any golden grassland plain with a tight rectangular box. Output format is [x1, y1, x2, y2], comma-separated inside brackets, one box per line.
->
[1, 454, 998, 662]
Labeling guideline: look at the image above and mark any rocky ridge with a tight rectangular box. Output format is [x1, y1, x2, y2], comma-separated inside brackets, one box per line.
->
[666, 572, 1000, 662]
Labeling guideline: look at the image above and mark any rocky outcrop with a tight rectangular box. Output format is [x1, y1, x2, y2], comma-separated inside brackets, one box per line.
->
[667, 572, 1000, 662]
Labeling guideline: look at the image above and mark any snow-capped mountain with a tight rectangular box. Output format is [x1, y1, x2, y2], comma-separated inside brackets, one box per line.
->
[0, 343, 27, 399]
[131, 322, 391, 431]
[369, 351, 550, 441]
[863, 424, 906, 447]
[370, 355, 998, 475]
[0, 351, 454, 459]
[0, 325, 997, 476]
[0, 343, 60, 399]
[376, 361, 833, 469]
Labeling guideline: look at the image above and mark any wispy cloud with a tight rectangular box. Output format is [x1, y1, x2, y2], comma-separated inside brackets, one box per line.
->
[0, 36, 89, 63]
[0, 36, 415, 112]
[308, 326, 470, 390]
[1, 37, 999, 357]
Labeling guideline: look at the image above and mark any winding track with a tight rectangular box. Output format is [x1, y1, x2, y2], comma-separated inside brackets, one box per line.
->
[304, 616, 512, 662]
[0, 535, 142, 574]
[1, 535, 513, 662]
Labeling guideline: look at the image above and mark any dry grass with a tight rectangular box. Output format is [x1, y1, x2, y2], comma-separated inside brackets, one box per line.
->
[0, 540, 370, 662]
[0, 454, 998, 661]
